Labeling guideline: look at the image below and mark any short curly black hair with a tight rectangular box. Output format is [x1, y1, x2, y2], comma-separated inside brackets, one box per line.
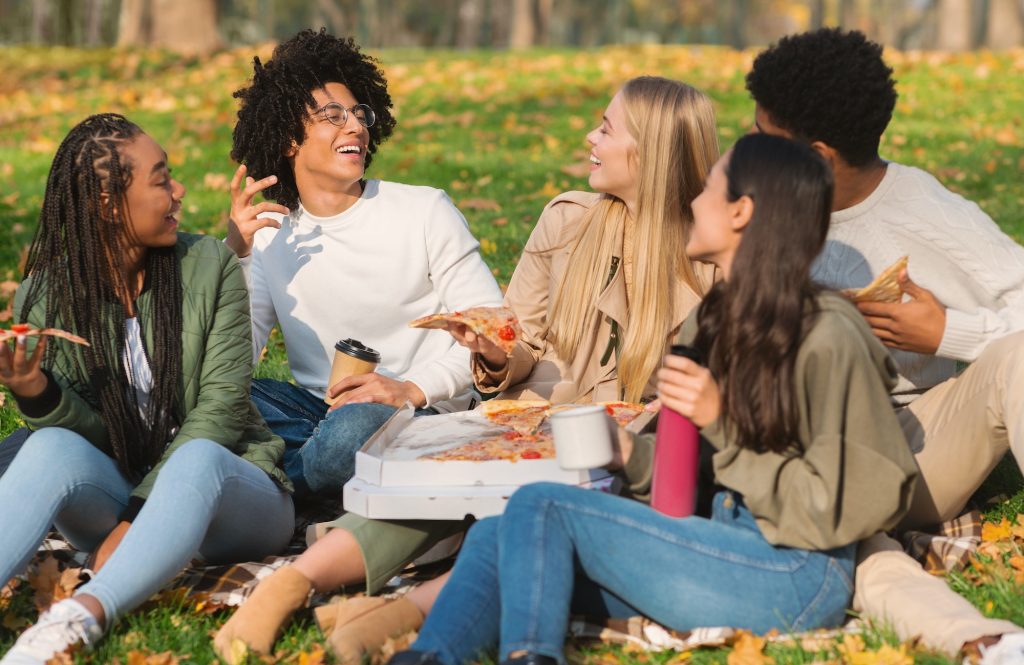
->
[746, 28, 897, 167]
[232, 29, 397, 209]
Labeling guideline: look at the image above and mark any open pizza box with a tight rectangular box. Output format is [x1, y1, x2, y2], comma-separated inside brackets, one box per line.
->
[343, 405, 618, 520]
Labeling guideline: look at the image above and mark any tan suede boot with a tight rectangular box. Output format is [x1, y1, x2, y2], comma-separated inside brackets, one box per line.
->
[325, 596, 424, 663]
[314, 595, 389, 634]
[213, 566, 312, 664]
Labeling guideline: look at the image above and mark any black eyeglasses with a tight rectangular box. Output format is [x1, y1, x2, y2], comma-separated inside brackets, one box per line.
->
[315, 103, 376, 128]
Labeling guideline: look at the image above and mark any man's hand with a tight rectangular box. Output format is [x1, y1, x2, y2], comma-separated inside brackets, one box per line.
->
[327, 373, 427, 410]
[443, 322, 508, 367]
[88, 521, 131, 572]
[656, 354, 720, 428]
[0, 334, 48, 398]
[224, 164, 290, 258]
[856, 271, 946, 354]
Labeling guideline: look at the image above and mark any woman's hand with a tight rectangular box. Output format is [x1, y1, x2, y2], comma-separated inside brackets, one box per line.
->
[0, 334, 48, 398]
[88, 521, 131, 572]
[327, 373, 427, 410]
[224, 164, 291, 258]
[444, 322, 508, 367]
[656, 354, 720, 428]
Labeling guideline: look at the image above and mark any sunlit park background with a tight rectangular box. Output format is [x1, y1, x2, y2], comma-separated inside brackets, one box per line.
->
[1, 1, 1024, 662]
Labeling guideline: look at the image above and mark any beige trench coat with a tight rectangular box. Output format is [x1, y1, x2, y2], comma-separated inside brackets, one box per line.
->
[473, 191, 715, 404]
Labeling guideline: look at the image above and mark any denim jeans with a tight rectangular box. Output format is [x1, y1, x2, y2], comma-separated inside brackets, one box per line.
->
[414, 483, 855, 665]
[0, 428, 294, 624]
[250, 378, 432, 498]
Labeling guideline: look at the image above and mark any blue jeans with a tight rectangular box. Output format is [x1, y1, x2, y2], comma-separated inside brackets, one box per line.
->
[414, 483, 855, 665]
[251, 378, 432, 498]
[0, 428, 294, 624]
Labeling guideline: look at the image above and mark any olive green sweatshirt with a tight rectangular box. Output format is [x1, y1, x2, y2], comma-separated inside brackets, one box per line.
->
[621, 291, 918, 551]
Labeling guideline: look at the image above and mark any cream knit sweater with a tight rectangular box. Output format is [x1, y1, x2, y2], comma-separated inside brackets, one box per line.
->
[811, 162, 1024, 401]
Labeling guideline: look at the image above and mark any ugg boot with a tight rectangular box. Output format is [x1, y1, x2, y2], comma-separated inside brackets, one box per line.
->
[213, 566, 312, 664]
[324, 596, 424, 663]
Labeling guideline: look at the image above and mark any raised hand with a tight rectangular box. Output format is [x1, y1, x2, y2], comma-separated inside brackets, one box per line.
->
[224, 164, 291, 258]
[856, 270, 946, 354]
[0, 333, 48, 398]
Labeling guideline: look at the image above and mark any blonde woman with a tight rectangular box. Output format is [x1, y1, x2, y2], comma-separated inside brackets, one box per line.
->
[214, 76, 719, 664]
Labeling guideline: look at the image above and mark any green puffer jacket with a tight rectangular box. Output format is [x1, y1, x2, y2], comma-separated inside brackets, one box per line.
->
[14, 233, 292, 499]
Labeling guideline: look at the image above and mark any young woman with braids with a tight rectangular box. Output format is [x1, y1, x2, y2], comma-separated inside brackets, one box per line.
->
[0, 113, 294, 664]
[216, 75, 720, 664]
[387, 134, 920, 665]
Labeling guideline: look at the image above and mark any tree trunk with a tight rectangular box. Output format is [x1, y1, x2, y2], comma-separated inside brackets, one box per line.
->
[85, 0, 104, 45]
[118, 0, 149, 46]
[148, 0, 221, 54]
[986, 0, 1024, 48]
[316, 0, 347, 35]
[937, 0, 971, 51]
[509, 0, 535, 48]
[31, 0, 51, 44]
[456, 0, 483, 48]
[810, 0, 826, 30]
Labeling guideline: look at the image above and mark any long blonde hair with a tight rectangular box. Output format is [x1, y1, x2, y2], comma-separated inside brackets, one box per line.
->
[547, 77, 719, 402]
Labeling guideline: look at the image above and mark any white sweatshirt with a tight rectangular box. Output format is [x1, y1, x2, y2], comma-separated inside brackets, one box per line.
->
[240, 179, 504, 411]
[812, 162, 1024, 400]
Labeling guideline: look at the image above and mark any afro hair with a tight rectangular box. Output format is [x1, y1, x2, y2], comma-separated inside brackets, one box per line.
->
[745, 28, 897, 167]
[231, 29, 397, 209]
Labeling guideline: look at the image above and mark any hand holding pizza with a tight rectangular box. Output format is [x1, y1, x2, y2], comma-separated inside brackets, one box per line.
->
[444, 321, 508, 367]
[856, 270, 946, 354]
[0, 326, 49, 398]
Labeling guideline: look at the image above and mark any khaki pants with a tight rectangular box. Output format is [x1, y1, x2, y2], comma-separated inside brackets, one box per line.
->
[854, 331, 1024, 654]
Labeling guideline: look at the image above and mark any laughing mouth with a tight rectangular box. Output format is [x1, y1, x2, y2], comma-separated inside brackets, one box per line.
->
[336, 145, 363, 155]
[590, 154, 602, 166]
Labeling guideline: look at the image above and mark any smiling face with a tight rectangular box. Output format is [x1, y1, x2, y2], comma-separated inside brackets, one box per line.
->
[687, 150, 748, 278]
[118, 133, 185, 251]
[287, 82, 369, 204]
[586, 91, 639, 209]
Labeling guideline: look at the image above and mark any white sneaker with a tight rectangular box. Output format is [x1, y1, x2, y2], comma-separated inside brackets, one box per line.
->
[977, 633, 1024, 665]
[0, 599, 103, 664]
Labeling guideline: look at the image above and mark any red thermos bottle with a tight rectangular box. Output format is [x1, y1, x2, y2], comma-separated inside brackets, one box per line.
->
[651, 344, 703, 517]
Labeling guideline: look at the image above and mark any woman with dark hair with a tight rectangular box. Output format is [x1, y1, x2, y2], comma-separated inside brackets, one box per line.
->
[0, 113, 293, 664]
[387, 133, 919, 665]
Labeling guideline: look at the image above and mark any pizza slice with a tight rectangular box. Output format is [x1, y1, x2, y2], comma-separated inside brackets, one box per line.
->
[598, 401, 645, 428]
[409, 306, 521, 355]
[480, 399, 551, 435]
[0, 324, 90, 347]
[842, 256, 908, 304]
[423, 430, 555, 462]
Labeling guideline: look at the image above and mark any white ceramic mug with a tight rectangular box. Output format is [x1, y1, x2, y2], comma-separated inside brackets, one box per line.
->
[549, 405, 615, 470]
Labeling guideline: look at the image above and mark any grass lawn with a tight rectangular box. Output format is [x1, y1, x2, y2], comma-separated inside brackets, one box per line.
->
[1, 43, 1023, 663]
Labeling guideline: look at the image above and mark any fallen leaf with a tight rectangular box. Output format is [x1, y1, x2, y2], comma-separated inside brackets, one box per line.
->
[559, 162, 591, 178]
[459, 198, 502, 211]
[203, 172, 230, 191]
[982, 518, 1013, 542]
[847, 643, 913, 665]
[27, 555, 80, 613]
[126, 650, 181, 665]
[297, 645, 327, 665]
[727, 631, 772, 665]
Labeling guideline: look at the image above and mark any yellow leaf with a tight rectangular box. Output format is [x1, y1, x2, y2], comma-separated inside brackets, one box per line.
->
[848, 643, 913, 665]
[480, 238, 498, 255]
[202, 173, 230, 192]
[536, 181, 562, 200]
[727, 631, 773, 665]
[982, 518, 1013, 542]
[460, 198, 502, 212]
[298, 644, 327, 665]
[227, 638, 249, 665]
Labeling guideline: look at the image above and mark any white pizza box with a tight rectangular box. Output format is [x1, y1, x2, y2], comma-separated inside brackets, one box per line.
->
[343, 475, 619, 520]
[352, 405, 609, 488]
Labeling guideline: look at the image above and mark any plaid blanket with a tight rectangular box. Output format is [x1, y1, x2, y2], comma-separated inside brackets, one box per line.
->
[24, 507, 982, 652]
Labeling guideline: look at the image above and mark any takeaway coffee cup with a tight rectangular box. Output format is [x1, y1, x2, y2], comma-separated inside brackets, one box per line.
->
[325, 338, 381, 405]
[550, 405, 615, 470]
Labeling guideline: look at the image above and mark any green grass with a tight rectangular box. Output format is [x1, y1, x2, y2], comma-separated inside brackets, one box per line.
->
[1, 44, 1023, 663]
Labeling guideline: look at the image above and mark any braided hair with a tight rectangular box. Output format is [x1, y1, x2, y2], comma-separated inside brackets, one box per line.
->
[231, 28, 397, 210]
[20, 113, 183, 481]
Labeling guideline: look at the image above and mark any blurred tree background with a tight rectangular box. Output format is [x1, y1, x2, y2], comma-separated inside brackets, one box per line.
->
[2, 0, 1022, 55]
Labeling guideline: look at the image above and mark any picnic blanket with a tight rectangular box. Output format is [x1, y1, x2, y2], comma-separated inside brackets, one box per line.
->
[21, 507, 983, 652]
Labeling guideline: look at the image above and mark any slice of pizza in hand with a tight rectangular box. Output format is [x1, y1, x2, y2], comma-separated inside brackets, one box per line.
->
[409, 306, 521, 355]
[842, 256, 908, 304]
[480, 399, 551, 435]
[0, 324, 90, 347]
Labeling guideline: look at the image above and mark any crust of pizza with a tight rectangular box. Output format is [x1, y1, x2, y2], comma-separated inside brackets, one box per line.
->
[843, 256, 908, 304]
[0, 327, 90, 347]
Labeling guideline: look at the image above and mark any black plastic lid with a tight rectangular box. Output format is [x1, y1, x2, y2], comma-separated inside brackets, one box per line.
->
[335, 338, 381, 363]
[669, 344, 703, 366]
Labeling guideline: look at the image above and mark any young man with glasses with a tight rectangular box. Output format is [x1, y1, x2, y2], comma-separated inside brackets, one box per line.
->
[225, 29, 502, 499]
[746, 28, 1024, 662]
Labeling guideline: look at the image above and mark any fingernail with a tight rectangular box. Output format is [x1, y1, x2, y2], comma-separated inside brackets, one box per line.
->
[268, 176, 278, 183]
[16, 335, 26, 345]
